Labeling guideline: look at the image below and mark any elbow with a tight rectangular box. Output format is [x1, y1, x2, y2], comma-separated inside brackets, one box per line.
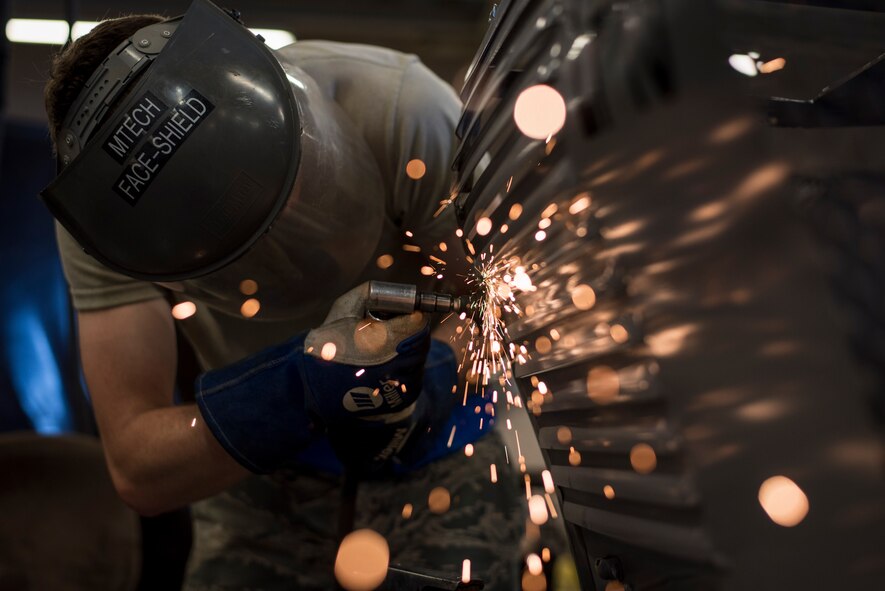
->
[108, 464, 175, 517]
[121, 492, 167, 518]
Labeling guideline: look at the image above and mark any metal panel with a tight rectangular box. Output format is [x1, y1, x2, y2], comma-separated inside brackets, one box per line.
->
[451, 0, 885, 589]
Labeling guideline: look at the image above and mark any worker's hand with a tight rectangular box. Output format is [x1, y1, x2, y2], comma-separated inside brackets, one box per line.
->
[300, 282, 431, 468]
[194, 282, 432, 475]
[302, 282, 429, 418]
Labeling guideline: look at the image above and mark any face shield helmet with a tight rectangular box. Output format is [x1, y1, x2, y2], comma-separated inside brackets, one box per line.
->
[41, 0, 385, 321]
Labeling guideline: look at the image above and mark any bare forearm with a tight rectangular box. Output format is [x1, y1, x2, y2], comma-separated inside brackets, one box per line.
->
[78, 301, 250, 515]
[102, 403, 250, 516]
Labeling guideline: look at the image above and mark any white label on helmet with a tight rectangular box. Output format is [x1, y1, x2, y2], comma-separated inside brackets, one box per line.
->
[103, 91, 167, 163]
[113, 88, 214, 205]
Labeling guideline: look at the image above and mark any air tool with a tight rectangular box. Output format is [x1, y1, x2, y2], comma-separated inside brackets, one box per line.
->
[366, 280, 470, 319]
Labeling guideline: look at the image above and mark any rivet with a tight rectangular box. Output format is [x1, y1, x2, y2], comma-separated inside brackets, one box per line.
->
[595, 556, 624, 581]
[62, 155, 70, 165]
[138, 39, 151, 48]
[162, 30, 172, 38]
[65, 134, 73, 146]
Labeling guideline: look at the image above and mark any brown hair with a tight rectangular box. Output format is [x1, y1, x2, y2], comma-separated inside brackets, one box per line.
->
[44, 14, 165, 150]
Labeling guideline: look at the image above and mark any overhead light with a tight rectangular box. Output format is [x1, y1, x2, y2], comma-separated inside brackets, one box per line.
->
[4, 18, 98, 44]
[6, 17, 295, 50]
[728, 53, 759, 77]
[5, 18, 69, 45]
[71, 20, 99, 40]
[251, 28, 296, 49]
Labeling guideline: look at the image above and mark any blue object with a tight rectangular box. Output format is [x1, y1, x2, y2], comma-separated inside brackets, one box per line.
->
[0, 120, 78, 434]
[294, 339, 494, 476]
[196, 325, 447, 474]
[195, 332, 315, 474]
[4, 306, 69, 433]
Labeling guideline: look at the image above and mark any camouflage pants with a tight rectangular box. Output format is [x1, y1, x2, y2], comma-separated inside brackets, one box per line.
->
[184, 432, 525, 590]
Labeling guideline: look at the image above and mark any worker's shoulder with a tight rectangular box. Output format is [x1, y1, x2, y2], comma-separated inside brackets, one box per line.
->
[275, 40, 419, 79]
[275, 40, 456, 132]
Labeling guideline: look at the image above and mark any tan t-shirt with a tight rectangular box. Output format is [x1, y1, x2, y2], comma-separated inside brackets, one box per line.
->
[55, 40, 462, 370]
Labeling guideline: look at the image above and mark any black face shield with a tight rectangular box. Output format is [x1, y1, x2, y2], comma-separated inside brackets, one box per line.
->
[41, 0, 302, 281]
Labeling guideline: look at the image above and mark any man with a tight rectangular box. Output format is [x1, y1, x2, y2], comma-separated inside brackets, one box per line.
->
[42, 1, 522, 588]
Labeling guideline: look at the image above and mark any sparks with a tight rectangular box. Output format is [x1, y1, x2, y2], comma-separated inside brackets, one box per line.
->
[452, 253, 534, 394]
[542, 470, 554, 493]
[545, 493, 559, 518]
[447, 425, 457, 448]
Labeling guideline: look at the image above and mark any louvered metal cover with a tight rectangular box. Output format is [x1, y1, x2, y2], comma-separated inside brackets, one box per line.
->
[452, 0, 885, 589]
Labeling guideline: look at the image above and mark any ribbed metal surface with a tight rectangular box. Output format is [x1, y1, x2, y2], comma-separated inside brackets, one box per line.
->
[453, 0, 885, 589]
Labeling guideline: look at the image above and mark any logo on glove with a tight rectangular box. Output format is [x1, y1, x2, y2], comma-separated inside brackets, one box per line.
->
[342, 387, 384, 412]
[343, 379, 405, 413]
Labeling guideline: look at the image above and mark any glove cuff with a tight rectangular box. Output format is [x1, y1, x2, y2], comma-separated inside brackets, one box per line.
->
[195, 333, 314, 474]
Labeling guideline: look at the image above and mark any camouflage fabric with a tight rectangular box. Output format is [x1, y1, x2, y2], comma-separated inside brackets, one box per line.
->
[184, 432, 525, 590]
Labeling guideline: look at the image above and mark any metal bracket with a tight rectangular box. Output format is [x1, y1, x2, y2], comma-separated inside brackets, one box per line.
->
[56, 18, 182, 168]
[769, 52, 885, 127]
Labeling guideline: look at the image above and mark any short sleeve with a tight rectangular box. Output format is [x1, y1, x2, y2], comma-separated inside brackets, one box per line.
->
[390, 58, 463, 250]
[55, 222, 165, 311]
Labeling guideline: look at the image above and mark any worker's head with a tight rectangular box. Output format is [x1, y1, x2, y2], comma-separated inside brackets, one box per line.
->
[41, 0, 385, 320]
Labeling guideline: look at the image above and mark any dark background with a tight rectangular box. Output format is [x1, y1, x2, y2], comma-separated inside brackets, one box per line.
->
[6, 0, 491, 124]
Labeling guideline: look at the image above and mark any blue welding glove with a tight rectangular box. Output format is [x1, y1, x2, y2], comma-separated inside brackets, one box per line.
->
[195, 282, 431, 474]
